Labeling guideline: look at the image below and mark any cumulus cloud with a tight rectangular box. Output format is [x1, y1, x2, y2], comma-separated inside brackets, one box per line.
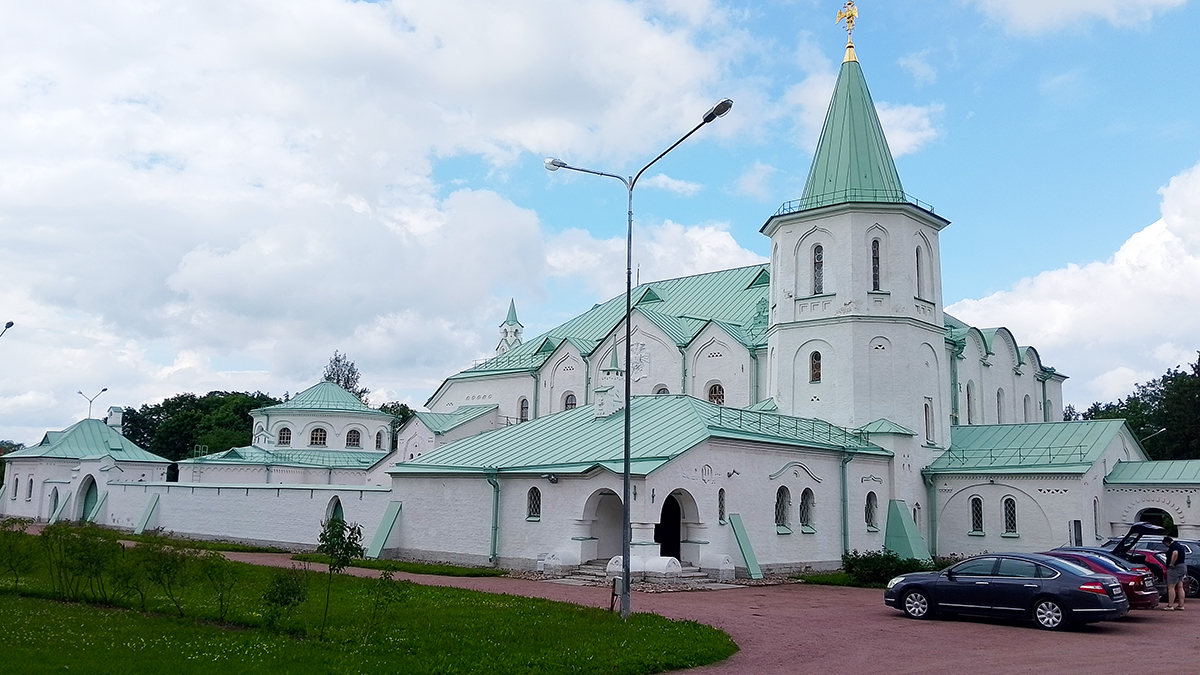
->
[969, 0, 1186, 33]
[642, 173, 703, 196]
[877, 103, 945, 157]
[735, 161, 777, 201]
[947, 160, 1200, 406]
[546, 220, 766, 298]
[897, 51, 937, 86]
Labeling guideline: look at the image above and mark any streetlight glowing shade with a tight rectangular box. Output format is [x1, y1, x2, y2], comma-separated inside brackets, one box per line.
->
[703, 98, 734, 124]
[544, 158, 567, 171]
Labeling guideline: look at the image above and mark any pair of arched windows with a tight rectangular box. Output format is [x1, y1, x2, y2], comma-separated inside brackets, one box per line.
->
[970, 496, 1018, 535]
[774, 486, 815, 532]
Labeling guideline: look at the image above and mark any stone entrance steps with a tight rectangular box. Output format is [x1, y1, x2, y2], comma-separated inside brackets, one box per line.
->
[557, 559, 712, 585]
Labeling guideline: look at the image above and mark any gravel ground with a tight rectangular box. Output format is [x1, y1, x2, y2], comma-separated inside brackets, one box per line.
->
[223, 552, 1200, 675]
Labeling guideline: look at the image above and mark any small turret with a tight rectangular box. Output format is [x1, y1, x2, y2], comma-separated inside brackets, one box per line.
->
[594, 349, 626, 418]
[104, 406, 124, 434]
[496, 299, 524, 355]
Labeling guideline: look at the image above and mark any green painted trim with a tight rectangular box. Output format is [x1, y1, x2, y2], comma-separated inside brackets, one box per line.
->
[883, 500, 930, 560]
[134, 494, 160, 535]
[86, 491, 108, 523]
[486, 475, 500, 563]
[525, 516, 540, 522]
[866, 526, 879, 533]
[365, 501, 403, 560]
[968, 531, 985, 537]
[728, 514, 763, 580]
[49, 491, 72, 524]
[1001, 532, 1020, 538]
[570, 536, 598, 541]
[800, 525, 817, 534]
[776, 525, 792, 535]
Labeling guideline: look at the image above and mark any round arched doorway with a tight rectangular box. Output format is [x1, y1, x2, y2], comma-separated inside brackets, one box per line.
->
[79, 476, 98, 522]
[654, 495, 682, 561]
[1137, 507, 1177, 537]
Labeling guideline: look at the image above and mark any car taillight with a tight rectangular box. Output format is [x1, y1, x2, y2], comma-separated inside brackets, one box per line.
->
[1079, 581, 1108, 595]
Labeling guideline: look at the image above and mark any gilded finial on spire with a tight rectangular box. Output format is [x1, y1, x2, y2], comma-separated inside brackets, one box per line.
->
[836, 1, 859, 63]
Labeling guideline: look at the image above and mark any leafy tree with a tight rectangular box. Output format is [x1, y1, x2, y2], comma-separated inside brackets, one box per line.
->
[316, 517, 365, 638]
[323, 351, 370, 404]
[0, 440, 22, 454]
[122, 391, 280, 461]
[262, 565, 308, 632]
[198, 550, 241, 621]
[1083, 351, 1200, 460]
[0, 517, 35, 591]
[378, 401, 414, 450]
[140, 536, 197, 616]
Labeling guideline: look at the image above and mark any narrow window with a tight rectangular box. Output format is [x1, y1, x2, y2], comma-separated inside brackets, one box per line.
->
[708, 384, 724, 405]
[1003, 497, 1018, 534]
[924, 402, 934, 443]
[310, 428, 327, 446]
[966, 382, 976, 425]
[278, 427, 291, 446]
[527, 487, 541, 520]
[1094, 498, 1101, 538]
[26, 478, 33, 500]
[774, 486, 790, 530]
[871, 239, 880, 291]
[865, 491, 878, 528]
[809, 351, 822, 383]
[519, 398, 529, 423]
[799, 488, 815, 529]
[970, 496, 984, 533]
[564, 393, 577, 410]
[11, 477, 18, 499]
[812, 245, 824, 295]
[996, 388, 1005, 424]
[913, 503, 922, 533]
[915, 246, 924, 299]
[1023, 394, 1032, 423]
[375, 431, 383, 450]
[346, 429, 361, 448]
[718, 488, 726, 523]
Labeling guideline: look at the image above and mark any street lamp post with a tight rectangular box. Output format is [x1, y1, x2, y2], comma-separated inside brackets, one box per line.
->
[544, 98, 733, 619]
[78, 387, 108, 419]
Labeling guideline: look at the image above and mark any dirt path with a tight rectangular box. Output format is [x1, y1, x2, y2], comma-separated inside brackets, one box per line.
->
[224, 551, 1200, 674]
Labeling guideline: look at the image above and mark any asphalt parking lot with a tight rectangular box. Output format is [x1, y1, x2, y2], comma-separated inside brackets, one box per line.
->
[225, 552, 1200, 675]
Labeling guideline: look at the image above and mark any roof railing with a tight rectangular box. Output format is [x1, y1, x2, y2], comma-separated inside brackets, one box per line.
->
[944, 443, 1090, 466]
[774, 189, 935, 217]
[713, 406, 870, 446]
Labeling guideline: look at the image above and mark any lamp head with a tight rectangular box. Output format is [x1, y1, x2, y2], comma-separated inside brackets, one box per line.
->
[703, 98, 734, 124]
[3, 321, 12, 329]
[544, 157, 567, 171]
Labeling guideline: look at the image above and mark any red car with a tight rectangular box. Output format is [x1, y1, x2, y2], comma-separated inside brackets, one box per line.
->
[1042, 550, 1159, 609]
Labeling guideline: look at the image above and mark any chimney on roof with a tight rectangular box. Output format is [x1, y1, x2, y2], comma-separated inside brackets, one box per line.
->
[104, 406, 123, 434]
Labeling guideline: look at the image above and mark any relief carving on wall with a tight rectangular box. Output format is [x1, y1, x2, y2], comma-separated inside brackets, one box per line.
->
[631, 342, 650, 381]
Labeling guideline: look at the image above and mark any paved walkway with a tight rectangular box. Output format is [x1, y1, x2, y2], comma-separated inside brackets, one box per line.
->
[225, 552, 1200, 675]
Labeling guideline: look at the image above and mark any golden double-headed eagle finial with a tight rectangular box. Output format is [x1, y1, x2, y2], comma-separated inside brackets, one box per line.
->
[837, 1, 858, 39]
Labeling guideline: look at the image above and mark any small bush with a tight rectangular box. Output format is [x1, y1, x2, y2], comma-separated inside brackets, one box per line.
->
[261, 566, 308, 632]
[841, 548, 931, 586]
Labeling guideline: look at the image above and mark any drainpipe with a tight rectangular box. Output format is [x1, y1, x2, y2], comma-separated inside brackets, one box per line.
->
[583, 356, 592, 405]
[922, 468, 937, 557]
[531, 372, 540, 419]
[486, 472, 500, 564]
[1037, 368, 1053, 422]
[947, 334, 965, 426]
[840, 449, 857, 554]
[748, 350, 759, 404]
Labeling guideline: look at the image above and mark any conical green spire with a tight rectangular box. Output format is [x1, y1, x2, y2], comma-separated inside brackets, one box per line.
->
[799, 55, 905, 211]
[502, 299, 521, 327]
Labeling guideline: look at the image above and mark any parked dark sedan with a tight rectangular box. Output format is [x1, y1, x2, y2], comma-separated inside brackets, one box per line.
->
[1041, 550, 1158, 609]
[884, 553, 1129, 630]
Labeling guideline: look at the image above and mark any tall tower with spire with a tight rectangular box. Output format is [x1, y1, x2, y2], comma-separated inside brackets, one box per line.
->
[496, 299, 524, 356]
[761, 2, 951, 460]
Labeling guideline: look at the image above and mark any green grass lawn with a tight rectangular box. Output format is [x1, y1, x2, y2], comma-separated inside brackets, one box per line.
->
[291, 553, 508, 577]
[0, 525, 737, 674]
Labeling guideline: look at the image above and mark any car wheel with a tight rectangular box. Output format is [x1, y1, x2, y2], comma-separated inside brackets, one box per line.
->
[1185, 574, 1200, 598]
[1033, 598, 1067, 630]
[902, 589, 932, 619]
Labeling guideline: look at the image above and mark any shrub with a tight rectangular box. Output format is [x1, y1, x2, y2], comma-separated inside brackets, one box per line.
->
[139, 536, 197, 616]
[841, 548, 931, 586]
[261, 565, 308, 632]
[197, 550, 241, 621]
[0, 517, 35, 591]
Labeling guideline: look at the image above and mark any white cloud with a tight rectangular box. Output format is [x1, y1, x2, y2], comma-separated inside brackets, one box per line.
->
[970, 0, 1186, 33]
[735, 161, 777, 201]
[642, 173, 703, 196]
[897, 51, 937, 86]
[877, 103, 944, 157]
[946, 160, 1200, 407]
[546, 220, 766, 298]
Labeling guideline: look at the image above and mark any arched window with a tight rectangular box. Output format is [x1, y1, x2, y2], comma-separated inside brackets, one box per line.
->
[708, 384, 724, 405]
[924, 402, 934, 443]
[970, 496, 984, 533]
[655, 386, 670, 395]
[1003, 497, 1018, 534]
[718, 488, 726, 523]
[10, 476, 17, 499]
[809, 351, 822, 383]
[1094, 498, 1101, 538]
[310, 428, 327, 447]
[346, 429, 361, 448]
[913, 503, 922, 533]
[1023, 394, 1032, 423]
[799, 488, 815, 529]
[527, 487, 541, 520]
[865, 491, 878, 528]
[774, 486, 790, 531]
[966, 381, 976, 425]
[26, 477, 34, 500]
[996, 388, 1005, 424]
[812, 245, 824, 294]
[375, 431, 383, 450]
[871, 239, 881, 291]
[564, 393, 577, 410]
[915, 246, 925, 299]
[519, 398, 529, 423]
[277, 427, 291, 446]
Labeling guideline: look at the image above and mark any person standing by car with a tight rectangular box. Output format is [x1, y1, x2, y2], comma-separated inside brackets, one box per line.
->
[1164, 536, 1188, 610]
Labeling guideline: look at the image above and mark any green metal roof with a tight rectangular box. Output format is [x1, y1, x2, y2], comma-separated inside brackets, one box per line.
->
[413, 405, 497, 435]
[857, 419, 916, 436]
[391, 395, 886, 477]
[931, 420, 1133, 474]
[796, 57, 904, 211]
[257, 381, 382, 416]
[746, 398, 778, 413]
[436, 265, 771, 398]
[6, 418, 169, 463]
[1106, 460, 1200, 485]
[502, 299, 521, 327]
[179, 445, 388, 470]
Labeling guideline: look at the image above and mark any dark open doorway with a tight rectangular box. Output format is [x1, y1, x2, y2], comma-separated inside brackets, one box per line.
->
[655, 494, 682, 560]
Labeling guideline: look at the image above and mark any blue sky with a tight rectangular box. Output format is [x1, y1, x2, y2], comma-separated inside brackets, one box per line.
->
[1, 0, 1198, 443]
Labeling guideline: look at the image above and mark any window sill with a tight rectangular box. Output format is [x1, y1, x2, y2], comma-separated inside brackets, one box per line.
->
[866, 526, 879, 533]
[525, 517, 540, 522]
[718, 519, 727, 526]
[1001, 532, 1020, 538]
[968, 531, 985, 537]
[867, 290, 890, 296]
[796, 292, 836, 301]
[800, 525, 817, 534]
[776, 525, 792, 535]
